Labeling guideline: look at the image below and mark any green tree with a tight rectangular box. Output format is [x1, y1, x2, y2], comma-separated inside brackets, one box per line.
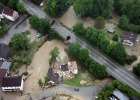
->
[119, 15, 129, 29]
[94, 16, 105, 29]
[133, 63, 140, 77]
[89, 60, 107, 78]
[8, 0, 18, 9]
[78, 49, 89, 62]
[73, 0, 93, 17]
[45, 0, 69, 17]
[107, 42, 127, 64]
[17, 2, 26, 13]
[113, 0, 122, 14]
[29, 15, 39, 29]
[49, 47, 59, 63]
[68, 42, 81, 57]
[73, 22, 85, 36]
[29, 15, 51, 35]
[38, 79, 43, 87]
[49, 28, 60, 39]
[11, 33, 30, 50]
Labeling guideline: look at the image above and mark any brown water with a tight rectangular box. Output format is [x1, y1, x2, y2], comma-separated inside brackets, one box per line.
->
[58, 6, 117, 30]
[58, 6, 95, 29]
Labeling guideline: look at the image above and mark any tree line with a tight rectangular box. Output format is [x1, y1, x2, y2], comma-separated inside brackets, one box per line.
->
[73, 22, 137, 65]
[67, 42, 107, 79]
[29, 15, 61, 39]
[114, 0, 140, 33]
[98, 80, 140, 100]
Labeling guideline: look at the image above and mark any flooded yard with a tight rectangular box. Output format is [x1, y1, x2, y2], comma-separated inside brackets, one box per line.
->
[58, 6, 117, 30]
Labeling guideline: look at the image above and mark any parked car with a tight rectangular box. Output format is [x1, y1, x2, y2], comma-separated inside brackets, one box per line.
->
[36, 33, 42, 39]
[74, 88, 79, 91]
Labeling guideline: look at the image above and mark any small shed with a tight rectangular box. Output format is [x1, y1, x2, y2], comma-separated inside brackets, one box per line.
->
[107, 28, 115, 34]
[1, 61, 11, 70]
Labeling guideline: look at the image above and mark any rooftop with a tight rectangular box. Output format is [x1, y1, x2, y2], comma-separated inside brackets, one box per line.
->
[47, 68, 59, 83]
[2, 76, 22, 87]
[0, 43, 10, 59]
[1, 61, 11, 70]
[121, 31, 137, 43]
[3, 7, 14, 17]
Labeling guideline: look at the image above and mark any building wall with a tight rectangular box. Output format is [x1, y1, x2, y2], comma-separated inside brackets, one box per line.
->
[3, 12, 19, 21]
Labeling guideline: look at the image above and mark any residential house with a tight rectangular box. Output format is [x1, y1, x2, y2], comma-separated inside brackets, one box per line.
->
[121, 32, 137, 46]
[0, 69, 7, 86]
[1, 76, 24, 91]
[0, 43, 10, 60]
[109, 89, 129, 100]
[47, 68, 59, 84]
[2, 7, 19, 21]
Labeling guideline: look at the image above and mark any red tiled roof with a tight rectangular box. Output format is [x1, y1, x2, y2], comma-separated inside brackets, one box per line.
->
[3, 7, 14, 16]
[0, 69, 7, 84]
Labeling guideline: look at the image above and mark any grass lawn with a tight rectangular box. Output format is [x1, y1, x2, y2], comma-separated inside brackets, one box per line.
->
[63, 71, 93, 87]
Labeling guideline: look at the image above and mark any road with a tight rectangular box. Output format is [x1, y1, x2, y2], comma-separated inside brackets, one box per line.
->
[23, 84, 98, 100]
[0, 15, 29, 44]
[21, 0, 140, 92]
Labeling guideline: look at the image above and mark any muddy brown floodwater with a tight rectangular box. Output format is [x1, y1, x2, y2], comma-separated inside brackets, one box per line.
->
[58, 6, 117, 30]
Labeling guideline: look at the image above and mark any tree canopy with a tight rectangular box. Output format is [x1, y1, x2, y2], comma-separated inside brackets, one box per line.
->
[74, 0, 111, 18]
[133, 63, 140, 77]
[29, 15, 51, 35]
[11, 33, 30, 50]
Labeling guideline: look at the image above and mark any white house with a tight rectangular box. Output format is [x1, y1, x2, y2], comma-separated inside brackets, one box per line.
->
[1, 76, 24, 91]
[2, 7, 19, 21]
[121, 32, 137, 46]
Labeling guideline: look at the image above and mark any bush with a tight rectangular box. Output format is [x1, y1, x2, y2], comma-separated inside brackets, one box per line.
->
[25, 56, 31, 64]
[15, 51, 22, 56]
[24, 30, 31, 35]
[23, 52, 28, 58]
[38, 79, 43, 87]
[112, 35, 118, 41]
[44, 76, 50, 83]
[15, 58, 23, 65]
[22, 71, 29, 76]
[1, 19, 8, 25]
[0, 28, 8, 37]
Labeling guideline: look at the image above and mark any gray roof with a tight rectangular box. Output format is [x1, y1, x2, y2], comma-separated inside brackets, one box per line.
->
[1, 61, 11, 70]
[113, 89, 129, 100]
[121, 32, 137, 43]
[47, 68, 59, 83]
[107, 28, 115, 33]
[0, 43, 10, 59]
